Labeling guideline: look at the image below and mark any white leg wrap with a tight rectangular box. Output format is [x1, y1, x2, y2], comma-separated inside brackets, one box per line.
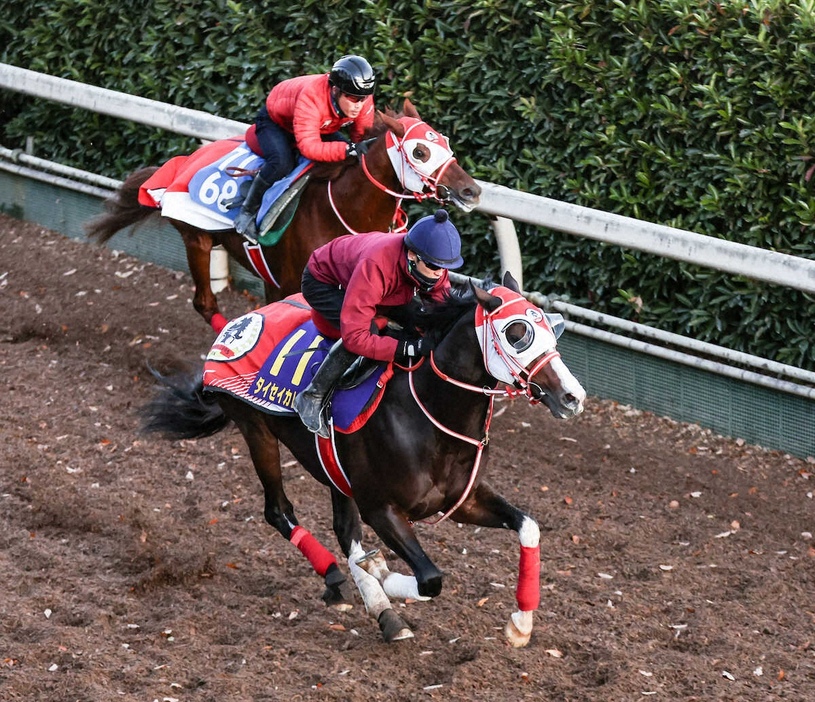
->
[348, 541, 391, 619]
[382, 572, 431, 601]
[518, 516, 540, 548]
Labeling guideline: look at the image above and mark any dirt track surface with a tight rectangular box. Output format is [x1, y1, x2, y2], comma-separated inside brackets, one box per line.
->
[1, 212, 814, 701]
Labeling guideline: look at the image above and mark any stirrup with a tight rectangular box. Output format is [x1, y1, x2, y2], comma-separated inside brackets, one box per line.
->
[294, 392, 329, 438]
[234, 213, 258, 244]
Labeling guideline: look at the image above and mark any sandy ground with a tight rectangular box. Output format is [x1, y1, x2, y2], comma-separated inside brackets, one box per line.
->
[1, 213, 813, 701]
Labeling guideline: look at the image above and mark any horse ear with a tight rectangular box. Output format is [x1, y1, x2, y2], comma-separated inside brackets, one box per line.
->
[402, 98, 420, 119]
[470, 281, 502, 312]
[502, 270, 521, 293]
[379, 109, 405, 138]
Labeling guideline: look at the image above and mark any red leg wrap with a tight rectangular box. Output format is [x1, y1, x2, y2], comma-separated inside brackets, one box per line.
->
[517, 545, 541, 611]
[290, 526, 337, 577]
[211, 313, 228, 334]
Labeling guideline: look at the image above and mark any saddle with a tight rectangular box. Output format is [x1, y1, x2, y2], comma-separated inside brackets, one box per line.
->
[223, 165, 312, 246]
[138, 139, 313, 243]
[202, 296, 394, 433]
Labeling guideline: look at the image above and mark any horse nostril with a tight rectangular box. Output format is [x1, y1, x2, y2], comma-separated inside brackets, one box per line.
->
[463, 185, 482, 202]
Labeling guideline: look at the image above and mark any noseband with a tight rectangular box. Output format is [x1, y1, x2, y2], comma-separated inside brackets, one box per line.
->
[396, 295, 561, 524]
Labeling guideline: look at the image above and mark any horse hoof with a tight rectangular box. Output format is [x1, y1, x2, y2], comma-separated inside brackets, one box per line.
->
[504, 610, 533, 648]
[321, 566, 354, 609]
[417, 571, 443, 599]
[321, 581, 354, 610]
[378, 608, 414, 643]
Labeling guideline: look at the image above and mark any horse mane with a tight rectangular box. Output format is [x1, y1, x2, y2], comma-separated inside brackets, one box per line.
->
[309, 109, 402, 183]
[408, 282, 481, 346]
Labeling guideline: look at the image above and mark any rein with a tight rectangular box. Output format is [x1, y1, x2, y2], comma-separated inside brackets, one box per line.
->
[403, 356, 496, 526]
[401, 295, 562, 525]
[326, 118, 455, 236]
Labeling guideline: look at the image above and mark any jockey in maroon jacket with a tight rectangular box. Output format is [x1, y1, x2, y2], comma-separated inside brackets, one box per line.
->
[293, 209, 464, 437]
[234, 55, 378, 240]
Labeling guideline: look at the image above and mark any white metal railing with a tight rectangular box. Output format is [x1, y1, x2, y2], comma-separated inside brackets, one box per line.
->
[2, 62, 813, 397]
[475, 183, 815, 294]
[0, 64, 246, 142]
[4, 62, 814, 293]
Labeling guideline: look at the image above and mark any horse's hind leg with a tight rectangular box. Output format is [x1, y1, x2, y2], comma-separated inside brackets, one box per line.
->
[317, 488, 360, 610]
[452, 483, 541, 648]
[224, 399, 344, 604]
[172, 222, 226, 333]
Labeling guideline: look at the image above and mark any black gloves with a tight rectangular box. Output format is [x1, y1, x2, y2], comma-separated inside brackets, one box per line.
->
[346, 137, 377, 158]
[395, 336, 435, 363]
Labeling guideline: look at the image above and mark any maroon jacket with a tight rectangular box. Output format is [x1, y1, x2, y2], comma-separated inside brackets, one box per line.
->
[307, 232, 450, 361]
[265, 74, 375, 162]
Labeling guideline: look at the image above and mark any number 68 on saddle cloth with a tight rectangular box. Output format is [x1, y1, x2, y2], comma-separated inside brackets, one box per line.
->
[139, 140, 311, 233]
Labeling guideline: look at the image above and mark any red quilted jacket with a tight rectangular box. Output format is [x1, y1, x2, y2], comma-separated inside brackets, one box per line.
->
[265, 74, 375, 162]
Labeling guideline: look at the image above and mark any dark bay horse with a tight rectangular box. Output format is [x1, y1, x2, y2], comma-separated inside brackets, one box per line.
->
[141, 273, 586, 646]
[85, 100, 481, 333]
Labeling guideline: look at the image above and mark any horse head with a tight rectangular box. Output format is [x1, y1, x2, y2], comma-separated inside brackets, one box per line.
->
[374, 100, 481, 212]
[471, 272, 586, 419]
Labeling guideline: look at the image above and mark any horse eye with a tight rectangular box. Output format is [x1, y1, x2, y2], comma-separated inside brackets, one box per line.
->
[412, 146, 426, 160]
[503, 321, 534, 352]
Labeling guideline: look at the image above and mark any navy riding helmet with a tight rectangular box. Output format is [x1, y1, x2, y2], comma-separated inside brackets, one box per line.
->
[328, 55, 377, 97]
[404, 209, 463, 289]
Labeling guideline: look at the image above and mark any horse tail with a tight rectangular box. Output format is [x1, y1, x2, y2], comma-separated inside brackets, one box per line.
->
[141, 367, 230, 440]
[84, 167, 159, 244]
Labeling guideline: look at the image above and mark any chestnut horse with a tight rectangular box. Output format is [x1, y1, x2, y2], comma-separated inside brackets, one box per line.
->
[85, 100, 481, 333]
[141, 273, 586, 646]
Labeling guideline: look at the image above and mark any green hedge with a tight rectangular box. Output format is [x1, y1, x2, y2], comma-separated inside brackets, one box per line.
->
[2, 0, 814, 369]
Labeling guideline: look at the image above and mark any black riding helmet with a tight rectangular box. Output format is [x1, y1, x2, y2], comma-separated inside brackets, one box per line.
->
[328, 55, 377, 97]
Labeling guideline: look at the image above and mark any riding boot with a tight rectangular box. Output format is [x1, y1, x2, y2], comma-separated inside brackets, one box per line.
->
[294, 340, 357, 438]
[234, 173, 273, 241]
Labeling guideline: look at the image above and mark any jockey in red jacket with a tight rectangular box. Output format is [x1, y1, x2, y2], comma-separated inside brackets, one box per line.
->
[234, 55, 377, 240]
[294, 209, 464, 437]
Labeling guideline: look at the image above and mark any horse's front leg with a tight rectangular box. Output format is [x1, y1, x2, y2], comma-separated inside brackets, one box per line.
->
[173, 222, 226, 333]
[452, 483, 541, 648]
[346, 541, 414, 642]
[363, 504, 444, 599]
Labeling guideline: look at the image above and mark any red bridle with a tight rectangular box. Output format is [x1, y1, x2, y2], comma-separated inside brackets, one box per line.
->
[394, 298, 562, 525]
[327, 117, 458, 235]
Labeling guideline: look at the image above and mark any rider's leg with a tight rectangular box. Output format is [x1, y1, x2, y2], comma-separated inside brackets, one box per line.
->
[234, 173, 273, 239]
[295, 269, 348, 437]
[294, 339, 357, 438]
[235, 109, 295, 240]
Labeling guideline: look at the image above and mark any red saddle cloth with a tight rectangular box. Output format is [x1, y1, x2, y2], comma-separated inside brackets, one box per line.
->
[202, 295, 392, 431]
[137, 138, 243, 208]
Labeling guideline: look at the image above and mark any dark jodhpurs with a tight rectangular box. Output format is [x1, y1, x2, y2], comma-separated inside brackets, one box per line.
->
[301, 267, 344, 337]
